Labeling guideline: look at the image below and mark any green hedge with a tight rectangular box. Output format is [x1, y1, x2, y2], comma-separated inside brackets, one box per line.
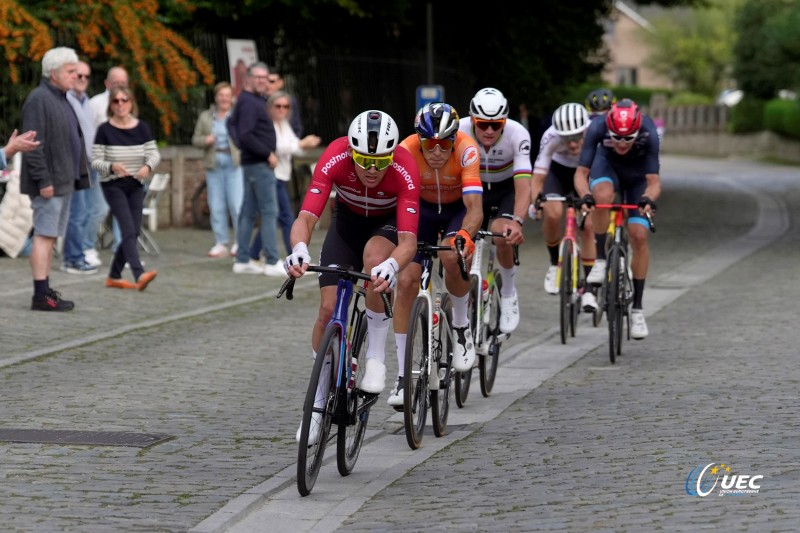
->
[563, 82, 672, 109]
[764, 99, 800, 139]
[729, 97, 764, 133]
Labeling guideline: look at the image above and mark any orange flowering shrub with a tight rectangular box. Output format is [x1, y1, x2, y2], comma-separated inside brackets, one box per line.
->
[1, 0, 214, 136]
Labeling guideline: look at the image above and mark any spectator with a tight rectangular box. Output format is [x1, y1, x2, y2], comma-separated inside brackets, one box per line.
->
[1, 130, 39, 169]
[62, 60, 109, 274]
[89, 66, 129, 253]
[192, 81, 243, 258]
[253, 91, 320, 255]
[266, 69, 303, 136]
[0, 131, 41, 258]
[92, 87, 160, 291]
[227, 62, 284, 277]
[21, 46, 90, 311]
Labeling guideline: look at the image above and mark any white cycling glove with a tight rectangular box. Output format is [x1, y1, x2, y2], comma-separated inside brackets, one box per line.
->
[370, 257, 399, 290]
[284, 242, 311, 273]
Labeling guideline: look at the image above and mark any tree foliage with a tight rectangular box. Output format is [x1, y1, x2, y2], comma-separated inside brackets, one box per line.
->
[733, 0, 800, 99]
[641, 0, 740, 97]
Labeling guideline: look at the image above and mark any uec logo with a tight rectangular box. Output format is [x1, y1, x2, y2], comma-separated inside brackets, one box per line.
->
[686, 463, 762, 497]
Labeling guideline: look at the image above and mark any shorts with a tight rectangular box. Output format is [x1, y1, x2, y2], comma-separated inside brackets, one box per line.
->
[543, 160, 578, 197]
[318, 201, 398, 288]
[32, 193, 72, 238]
[413, 200, 466, 264]
[480, 178, 516, 229]
[589, 153, 649, 228]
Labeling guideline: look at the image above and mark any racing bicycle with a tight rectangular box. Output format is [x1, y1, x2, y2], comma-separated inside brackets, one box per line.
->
[278, 265, 392, 496]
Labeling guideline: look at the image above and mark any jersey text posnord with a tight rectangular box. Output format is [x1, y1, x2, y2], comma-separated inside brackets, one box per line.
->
[395, 163, 416, 190]
[321, 152, 350, 175]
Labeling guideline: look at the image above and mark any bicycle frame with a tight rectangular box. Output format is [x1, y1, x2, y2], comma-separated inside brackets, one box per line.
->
[470, 231, 509, 355]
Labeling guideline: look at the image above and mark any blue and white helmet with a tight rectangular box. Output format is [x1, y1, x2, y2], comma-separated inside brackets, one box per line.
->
[415, 102, 460, 139]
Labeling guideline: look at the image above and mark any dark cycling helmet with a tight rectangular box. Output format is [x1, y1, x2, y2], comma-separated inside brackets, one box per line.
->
[606, 98, 642, 136]
[469, 87, 509, 120]
[415, 102, 460, 139]
[552, 103, 590, 136]
[585, 88, 616, 113]
[348, 110, 399, 155]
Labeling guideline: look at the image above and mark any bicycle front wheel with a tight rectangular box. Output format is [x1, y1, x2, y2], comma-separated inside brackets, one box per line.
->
[607, 247, 623, 363]
[404, 296, 429, 450]
[297, 325, 338, 496]
[337, 314, 367, 476]
[431, 295, 452, 438]
[559, 242, 573, 344]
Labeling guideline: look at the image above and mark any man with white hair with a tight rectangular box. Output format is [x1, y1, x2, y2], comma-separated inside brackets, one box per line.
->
[21, 46, 91, 311]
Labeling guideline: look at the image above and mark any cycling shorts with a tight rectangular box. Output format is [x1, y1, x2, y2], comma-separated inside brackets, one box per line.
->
[480, 178, 515, 230]
[412, 200, 466, 264]
[543, 160, 578, 197]
[589, 153, 649, 228]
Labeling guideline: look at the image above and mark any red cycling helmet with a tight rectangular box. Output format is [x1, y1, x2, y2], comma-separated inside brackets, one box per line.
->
[606, 99, 642, 136]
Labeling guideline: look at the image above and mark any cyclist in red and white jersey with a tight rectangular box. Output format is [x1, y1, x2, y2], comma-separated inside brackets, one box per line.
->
[285, 111, 420, 440]
[458, 87, 532, 334]
[530, 102, 598, 311]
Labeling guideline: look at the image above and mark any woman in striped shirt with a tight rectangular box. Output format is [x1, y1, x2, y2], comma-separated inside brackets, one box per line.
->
[92, 87, 161, 291]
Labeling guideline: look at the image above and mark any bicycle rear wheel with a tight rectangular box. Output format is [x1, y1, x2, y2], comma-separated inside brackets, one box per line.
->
[479, 269, 502, 397]
[431, 295, 452, 437]
[297, 325, 338, 496]
[404, 296, 429, 450]
[559, 242, 573, 344]
[337, 315, 367, 476]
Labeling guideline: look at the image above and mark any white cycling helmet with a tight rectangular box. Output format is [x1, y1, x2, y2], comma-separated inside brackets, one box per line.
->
[469, 87, 509, 120]
[348, 110, 399, 155]
[552, 103, 590, 136]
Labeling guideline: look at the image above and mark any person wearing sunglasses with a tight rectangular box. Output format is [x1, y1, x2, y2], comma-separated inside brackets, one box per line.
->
[574, 98, 662, 340]
[386, 102, 483, 405]
[458, 87, 532, 335]
[529, 102, 598, 312]
[284, 110, 420, 437]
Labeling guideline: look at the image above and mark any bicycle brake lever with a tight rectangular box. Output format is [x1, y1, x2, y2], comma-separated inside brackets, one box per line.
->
[277, 276, 295, 300]
[646, 211, 656, 233]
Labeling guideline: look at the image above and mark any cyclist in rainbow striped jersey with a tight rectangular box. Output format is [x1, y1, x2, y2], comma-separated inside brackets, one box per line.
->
[458, 88, 532, 334]
[574, 98, 661, 340]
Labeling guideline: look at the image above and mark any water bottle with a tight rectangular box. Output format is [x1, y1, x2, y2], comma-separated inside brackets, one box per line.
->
[432, 296, 441, 337]
[347, 357, 357, 393]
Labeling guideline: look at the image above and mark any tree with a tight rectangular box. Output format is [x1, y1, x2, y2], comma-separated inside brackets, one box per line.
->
[641, 0, 741, 97]
[1, 0, 214, 136]
[733, 0, 800, 99]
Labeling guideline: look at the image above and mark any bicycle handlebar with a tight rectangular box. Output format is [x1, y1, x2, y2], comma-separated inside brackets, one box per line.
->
[593, 204, 656, 233]
[277, 264, 393, 318]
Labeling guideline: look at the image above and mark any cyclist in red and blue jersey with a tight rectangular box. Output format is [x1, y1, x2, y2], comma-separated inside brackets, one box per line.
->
[458, 88, 532, 335]
[574, 98, 661, 340]
[285, 110, 420, 441]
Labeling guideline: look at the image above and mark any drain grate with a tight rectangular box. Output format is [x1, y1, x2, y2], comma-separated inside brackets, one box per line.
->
[0, 429, 175, 448]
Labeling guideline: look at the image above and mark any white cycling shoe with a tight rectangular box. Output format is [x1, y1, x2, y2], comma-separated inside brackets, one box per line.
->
[586, 260, 607, 285]
[452, 326, 476, 372]
[296, 412, 322, 445]
[630, 309, 649, 339]
[581, 291, 598, 312]
[499, 295, 520, 333]
[359, 359, 386, 394]
[387, 376, 405, 406]
[544, 265, 558, 295]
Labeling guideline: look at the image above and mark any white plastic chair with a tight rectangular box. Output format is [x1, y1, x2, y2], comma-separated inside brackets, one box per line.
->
[139, 172, 170, 256]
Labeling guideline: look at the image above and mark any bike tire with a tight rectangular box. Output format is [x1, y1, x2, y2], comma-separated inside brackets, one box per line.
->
[336, 315, 368, 476]
[431, 295, 452, 438]
[456, 275, 479, 407]
[607, 247, 621, 363]
[479, 269, 502, 397]
[297, 325, 338, 496]
[403, 297, 429, 450]
[571, 252, 581, 338]
[559, 242, 573, 345]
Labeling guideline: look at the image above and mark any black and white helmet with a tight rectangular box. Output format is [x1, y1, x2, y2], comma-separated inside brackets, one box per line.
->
[552, 103, 590, 136]
[469, 87, 509, 120]
[348, 110, 399, 155]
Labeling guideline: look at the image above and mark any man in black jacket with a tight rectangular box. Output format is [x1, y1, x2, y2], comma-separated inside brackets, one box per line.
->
[21, 46, 90, 311]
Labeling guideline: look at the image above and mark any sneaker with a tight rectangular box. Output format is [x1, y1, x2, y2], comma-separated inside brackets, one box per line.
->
[208, 243, 229, 258]
[581, 291, 598, 312]
[105, 277, 138, 289]
[84, 249, 102, 267]
[387, 376, 405, 406]
[359, 358, 386, 394]
[587, 259, 606, 285]
[499, 295, 520, 334]
[263, 261, 286, 277]
[630, 309, 649, 340]
[136, 271, 158, 291]
[295, 412, 322, 445]
[232, 260, 263, 274]
[230, 244, 238, 257]
[31, 288, 74, 312]
[452, 326, 476, 372]
[60, 260, 98, 275]
[544, 265, 558, 294]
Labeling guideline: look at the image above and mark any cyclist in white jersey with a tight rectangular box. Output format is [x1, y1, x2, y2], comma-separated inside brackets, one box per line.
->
[530, 103, 598, 312]
[458, 87, 532, 334]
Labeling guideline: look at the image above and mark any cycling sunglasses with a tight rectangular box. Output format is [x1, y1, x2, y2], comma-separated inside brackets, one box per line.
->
[420, 137, 454, 152]
[352, 151, 394, 171]
[474, 118, 506, 132]
[559, 133, 584, 143]
[609, 132, 638, 143]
